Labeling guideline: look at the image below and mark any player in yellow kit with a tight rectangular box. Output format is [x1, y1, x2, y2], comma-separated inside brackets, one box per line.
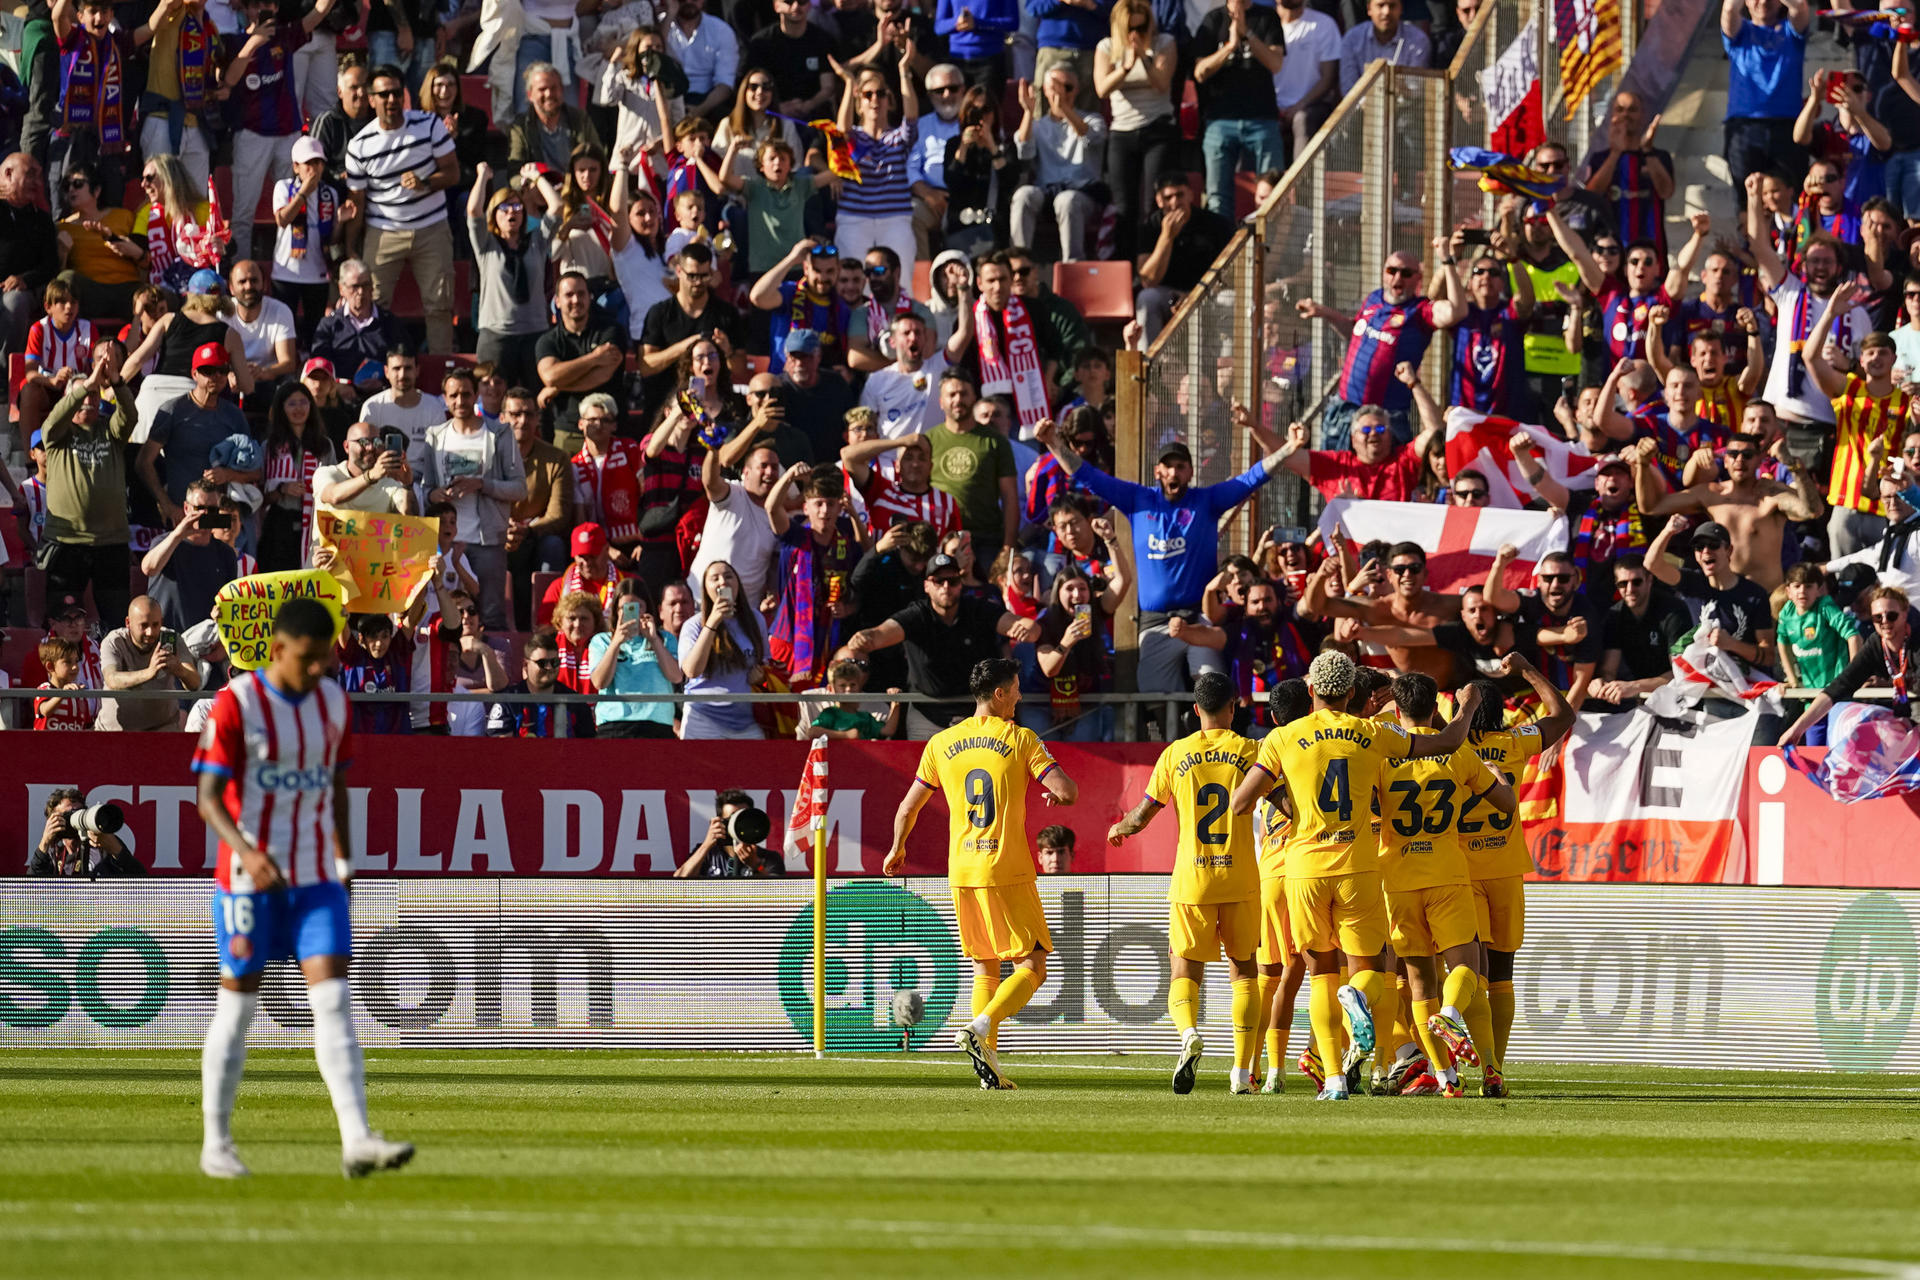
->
[1252, 679, 1311, 1093]
[1106, 673, 1263, 1095]
[1460, 654, 1573, 1095]
[1230, 651, 1481, 1100]
[1380, 672, 1514, 1098]
[884, 658, 1078, 1091]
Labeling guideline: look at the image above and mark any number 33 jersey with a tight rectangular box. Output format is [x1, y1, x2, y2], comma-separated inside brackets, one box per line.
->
[916, 715, 1060, 888]
[1251, 708, 1414, 879]
[1146, 728, 1260, 905]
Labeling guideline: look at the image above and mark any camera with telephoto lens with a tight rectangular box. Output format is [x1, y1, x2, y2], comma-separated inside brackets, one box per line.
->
[726, 805, 772, 848]
[68, 803, 125, 840]
[639, 49, 663, 78]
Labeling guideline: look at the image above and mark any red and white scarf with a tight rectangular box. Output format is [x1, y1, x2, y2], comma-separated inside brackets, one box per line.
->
[866, 289, 913, 356]
[570, 439, 643, 544]
[974, 295, 1049, 433]
[266, 444, 321, 563]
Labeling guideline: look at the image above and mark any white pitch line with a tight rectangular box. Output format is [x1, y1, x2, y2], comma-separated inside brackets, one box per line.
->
[3, 1203, 1917, 1277]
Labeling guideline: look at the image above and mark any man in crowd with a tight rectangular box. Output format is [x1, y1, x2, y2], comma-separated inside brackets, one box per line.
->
[925, 368, 1018, 568]
[1300, 542, 1462, 687]
[777, 328, 857, 462]
[141, 478, 240, 632]
[1634, 431, 1824, 590]
[538, 273, 628, 452]
[909, 63, 966, 261]
[487, 627, 594, 738]
[29, 788, 142, 876]
[505, 387, 574, 630]
[38, 345, 135, 626]
[1010, 66, 1106, 263]
[1296, 250, 1461, 446]
[1646, 518, 1779, 677]
[860, 312, 949, 445]
[1191, 0, 1287, 219]
[1578, 90, 1675, 256]
[1723, 0, 1811, 196]
[138, 342, 261, 527]
[226, 260, 300, 394]
[842, 431, 963, 536]
[0, 153, 60, 363]
[675, 788, 786, 877]
[665, 0, 740, 121]
[1593, 554, 1692, 706]
[1339, 0, 1429, 93]
[745, 0, 838, 122]
[312, 258, 404, 383]
[1483, 547, 1603, 710]
[1802, 280, 1912, 555]
[423, 366, 528, 629]
[1137, 172, 1235, 344]
[507, 63, 605, 170]
[1277, 387, 1443, 503]
[638, 242, 747, 421]
[570, 392, 645, 570]
[99, 595, 202, 732]
[317, 421, 417, 517]
[345, 62, 459, 353]
[358, 343, 445, 475]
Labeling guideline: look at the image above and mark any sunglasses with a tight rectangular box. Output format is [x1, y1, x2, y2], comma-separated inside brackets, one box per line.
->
[1873, 612, 1904, 624]
[860, 89, 887, 99]
[1010, 265, 1034, 278]
[1470, 267, 1498, 277]
[530, 656, 562, 670]
[1594, 244, 1623, 255]
[1906, 290, 1920, 300]
[63, 176, 90, 190]
[1128, 22, 1148, 31]
[681, 268, 713, 281]
[865, 263, 891, 278]
[746, 82, 773, 93]
[457, 606, 480, 617]
[1454, 488, 1488, 502]
[809, 245, 840, 258]
[929, 83, 963, 95]
[1723, 447, 1757, 459]
[1535, 159, 1567, 172]
[1384, 266, 1418, 277]
[1538, 573, 1573, 584]
[929, 575, 963, 587]
[1356, 423, 1391, 436]
[140, 172, 160, 184]
[1617, 576, 1648, 590]
[1387, 563, 1423, 576]
[368, 87, 401, 99]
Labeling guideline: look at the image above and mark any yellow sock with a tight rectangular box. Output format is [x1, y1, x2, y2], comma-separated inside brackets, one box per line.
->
[1230, 978, 1258, 1071]
[1309, 973, 1345, 1085]
[1338, 968, 1353, 1054]
[1489, 979, 1516, 1067]
[1349, 968, 1391, 1057]
[1258, 974, 1284, 1074]
[1169, 977, 1200, 1036]
[973, 971, 1002, 1052]
[1412, 997, 1450, 1073]
[1389, 976, 1414, 1055]
[1446, 968, 1498, 1073]
[981, 966, 1041, 1030]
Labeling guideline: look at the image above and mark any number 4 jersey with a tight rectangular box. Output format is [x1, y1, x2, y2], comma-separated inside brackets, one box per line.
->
[1251, 708, 1414, 879]
[916, 715, 1060, 888]
[1145, 728, 1259, 905]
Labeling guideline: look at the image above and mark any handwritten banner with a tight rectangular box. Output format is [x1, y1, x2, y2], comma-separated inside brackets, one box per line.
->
[314, 507, 440, 613]
[213, 571, 347, 670]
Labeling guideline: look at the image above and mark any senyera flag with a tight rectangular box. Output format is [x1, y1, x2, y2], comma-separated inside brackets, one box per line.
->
[1315, 497, 1568, 594]
[1445, 407, 1601, 509]
[783, 734, 831, 859]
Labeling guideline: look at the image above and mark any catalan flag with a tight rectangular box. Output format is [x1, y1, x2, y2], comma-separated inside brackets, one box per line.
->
[1554, 0, 1621, 108]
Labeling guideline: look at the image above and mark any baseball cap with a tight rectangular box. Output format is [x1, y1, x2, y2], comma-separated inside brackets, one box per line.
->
[1691, 520, 1732, 548]
[291, 136, 325, 165]
[783, 328, 821, 359]
[926, 553, 962, 580]
[50, 592, 87, 619]
[302, 356, 337, 380]
[191, 341, 230, 372]
[187, 268, 224, 296]
[572, 523, 608, 557]
[1596, 453, 1632, 474]
[28, 428, 42, 450]
[1157, 441, 1193, 466]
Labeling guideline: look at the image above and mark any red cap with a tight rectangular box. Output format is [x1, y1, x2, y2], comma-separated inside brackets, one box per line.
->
[572, 523, 608, 557]
[192, 342, 230, 373]
[303, 356, 337, 380]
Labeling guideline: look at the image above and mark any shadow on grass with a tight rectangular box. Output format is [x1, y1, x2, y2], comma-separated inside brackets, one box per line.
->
[0, 1064, 1133, 1093]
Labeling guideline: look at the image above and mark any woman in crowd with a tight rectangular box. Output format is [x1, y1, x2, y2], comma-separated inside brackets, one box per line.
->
[428, 58, 493, 191]
[121, 268, 255, 430]
[1093, 0, 1178, 265]
[602, 26, 681, 160]
[552, 143, 618, 284]
[260, 381, 336, 572]
[990, 546, 1043, 620]
[639, 396, 713, 594]
[590, 577, 686, 738]
[56, 161, 144, 320]
[940, 528, 991, 598]
[1035, 553, 1131, 741]
[714, 69, 805, 189]
[1893, 275, 1920, 381]
[424, 586, 508, 736]
[679, 559, 769, 740]
[831, 49, 920, 277]
[134, 154, 214, 295]
[610, 144, 673, 344]
[942, 87, 1012, 259]
[301, 358, 357, 452]
[551, 590, 606, 691]
[676, 335, 747, 430]
[467, 160, 561, 393]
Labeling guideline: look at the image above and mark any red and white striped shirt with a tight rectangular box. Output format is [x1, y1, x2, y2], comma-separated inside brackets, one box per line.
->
[265, 445, 322, 564]
[25, 318, 94, 375]
[19, 477, 47, 549]
[190, 671, 354, 891]
[23, 633, 102, 690]
[861, 472, 961, 536]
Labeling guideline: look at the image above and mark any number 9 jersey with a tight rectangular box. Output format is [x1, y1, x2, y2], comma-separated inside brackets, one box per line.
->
[1251, 707, 1414, 879]
[916, 716, 1061, 887]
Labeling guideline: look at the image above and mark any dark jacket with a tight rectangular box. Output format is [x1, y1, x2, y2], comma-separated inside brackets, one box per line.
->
[0, 197, 58, 292]
[312, 306, 404, 384]
[507, 105, 605, 168]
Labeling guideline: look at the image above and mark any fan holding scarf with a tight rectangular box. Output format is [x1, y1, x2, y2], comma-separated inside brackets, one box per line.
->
[49, 0, 134, 206]
[765, 463, 864, 691]
[135, 0, 221, 190]
[970, 251, 1052, 438]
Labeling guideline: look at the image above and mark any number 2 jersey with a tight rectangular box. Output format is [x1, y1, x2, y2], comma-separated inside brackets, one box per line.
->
[1464, 724, 1545, 881]
[916, 715, 1060, 888]
[1250, 707, 1414, 879]
[1377, 727, 1502, 893]
[1145, 727, 1259, 905]
[190, 671, 354, 893]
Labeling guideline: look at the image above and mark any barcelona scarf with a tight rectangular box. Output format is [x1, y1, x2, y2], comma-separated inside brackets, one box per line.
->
[287, 183, 337, 260]
[774, 517, 860, 685]
[1238, 619, 1312, 719]
[1570, 506, 1646, 575]
[771, 114, 862, 183]
[61, 31, 127, 152]
[1447, 147, 1566, 214]
[176, 8, 214, 115]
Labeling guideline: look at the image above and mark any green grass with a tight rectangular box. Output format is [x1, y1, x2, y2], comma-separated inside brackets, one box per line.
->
[3, 1051, 1919, 1279]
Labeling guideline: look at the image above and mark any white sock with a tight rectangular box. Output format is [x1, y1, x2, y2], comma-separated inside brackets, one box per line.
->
[1440, 1066, 1459, 1086]
[201, 988, 258, 1148]
[968, 1014, 990, 1037]
[1441, 1004, 1464, 1026]
[1230, 1067, 1251, 1089]
[307, 978, 372, 1146]
[1263, 1066, 1282, 1086]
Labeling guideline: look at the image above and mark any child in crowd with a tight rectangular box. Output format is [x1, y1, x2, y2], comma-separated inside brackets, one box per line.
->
[801, 658, 902, 740]
[33, 639, 96, 731]
[1778, 563, 1864, 746]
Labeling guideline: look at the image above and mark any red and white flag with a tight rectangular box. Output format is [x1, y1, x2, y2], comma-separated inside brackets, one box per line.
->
[1445, 407, 1601, 509]
[783, 735, 831, 858]
[1315, 497, 1568, 594]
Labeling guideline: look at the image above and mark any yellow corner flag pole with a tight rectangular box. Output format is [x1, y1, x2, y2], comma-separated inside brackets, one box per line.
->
[813, 820, 826, 1060]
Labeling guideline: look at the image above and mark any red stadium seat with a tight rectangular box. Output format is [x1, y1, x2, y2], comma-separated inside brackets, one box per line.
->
[8, 353, 26, 421]
[0, 627, 40, 682]
[1052, 261, 1134, 323]
[462, 74, 493, 127]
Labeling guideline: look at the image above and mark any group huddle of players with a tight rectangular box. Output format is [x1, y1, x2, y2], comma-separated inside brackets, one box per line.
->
[888, 649, 1573, 1100]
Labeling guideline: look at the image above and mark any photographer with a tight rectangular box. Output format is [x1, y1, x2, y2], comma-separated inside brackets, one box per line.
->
[99, 596, 203, 732]
[141, 480, 242, 633]
[674, 788, 785, 878]
[28, 789, 144, 877]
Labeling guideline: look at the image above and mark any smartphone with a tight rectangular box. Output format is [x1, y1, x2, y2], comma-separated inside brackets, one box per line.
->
[381, 428, 409, 456]
[715, 585, 734, 605]
[1458, 228, 1492, 247]
[196, 512, 235, 531]
[688, 374, 706, 401]
[1561, 375, 1581, 401]
[160, 630, 180, 653]
[620, 600, 643, 627]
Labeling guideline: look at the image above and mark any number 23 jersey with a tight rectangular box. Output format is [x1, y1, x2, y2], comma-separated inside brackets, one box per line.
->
[1146, 727, 1259, 905]
[1251, 708, 1414, 879]
[916, 715, 1060, 888]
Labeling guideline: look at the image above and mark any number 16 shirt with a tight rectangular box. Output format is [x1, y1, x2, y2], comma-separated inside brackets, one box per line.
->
[1250, 708, 1413, 880]
[916, 716, 1059, 888]
[1145, 728, 1259, 905]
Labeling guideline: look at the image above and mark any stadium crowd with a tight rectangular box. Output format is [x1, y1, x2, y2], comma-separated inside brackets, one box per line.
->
[0, 0, 1916, 769]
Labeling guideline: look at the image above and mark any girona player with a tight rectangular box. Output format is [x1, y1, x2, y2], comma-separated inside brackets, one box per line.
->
[191, 597, 414, 1179]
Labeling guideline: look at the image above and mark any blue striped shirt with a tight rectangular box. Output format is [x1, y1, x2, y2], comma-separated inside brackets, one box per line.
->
[839, 120, 917, 218]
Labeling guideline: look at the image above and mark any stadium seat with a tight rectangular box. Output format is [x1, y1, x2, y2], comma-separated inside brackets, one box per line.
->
[1234, 170, 1261, 220]
[746, 354, 770, 378]
[462, 74, 493, 127]
[0, 626, 38, 682]
[912, 258, 931, 302]
[7, 354, 25, 422]
[1053, 262, 1133, 323]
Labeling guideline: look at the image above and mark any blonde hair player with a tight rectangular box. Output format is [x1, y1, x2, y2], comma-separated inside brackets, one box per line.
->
[1230, 651, 1480, 1100]
[1106, 672, 1263, 1094]
[884, 658, 1078, 1090]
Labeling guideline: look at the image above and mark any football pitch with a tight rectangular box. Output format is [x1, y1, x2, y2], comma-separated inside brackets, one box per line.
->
[2, 1051, 1917, 1280]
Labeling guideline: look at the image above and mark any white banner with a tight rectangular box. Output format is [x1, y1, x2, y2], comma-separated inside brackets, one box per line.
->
[1480, 19, 1539, 134]
[1316, 498, 1567, 593]
[1563, 706, 1757, 825]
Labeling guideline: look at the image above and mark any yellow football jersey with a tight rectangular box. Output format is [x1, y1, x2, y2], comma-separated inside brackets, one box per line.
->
[1464, 724, 1545, 881]
[1145, 728, 1260, 905]
[1255, 799, 1290, 880]
[916, 715, 1060, 888]
[1378, 728, 1501, 893]
[1251, 707, 1414, 879]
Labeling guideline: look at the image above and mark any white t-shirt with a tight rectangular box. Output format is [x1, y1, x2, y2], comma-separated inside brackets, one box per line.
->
[225, 298, 297, 368]
[686, 479, 779, 609]
[1764, 274, 1873, 427]
[270, 178, 334, 285]
[360, 390, 449, 475]
[612, 237, 674, 342]
[859, 353, 947, 479]
[1273, 7, 1341, 110]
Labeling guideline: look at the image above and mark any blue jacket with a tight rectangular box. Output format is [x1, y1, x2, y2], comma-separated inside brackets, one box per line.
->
[1072, 461, 1273, 613]
[1028, 0, 1114, 52]
[934, 0, 1019, 59]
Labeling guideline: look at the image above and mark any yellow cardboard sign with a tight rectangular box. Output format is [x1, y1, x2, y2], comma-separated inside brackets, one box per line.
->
[313, 507, 441, 613]
[213, 571, 347, 670]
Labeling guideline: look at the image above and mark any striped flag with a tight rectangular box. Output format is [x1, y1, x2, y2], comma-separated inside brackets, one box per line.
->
[1555, 0, 1622, 108]
[1315, 497, 1568, 595]
[1444, 407, 1602, 509]
[783, 735, 831, 859]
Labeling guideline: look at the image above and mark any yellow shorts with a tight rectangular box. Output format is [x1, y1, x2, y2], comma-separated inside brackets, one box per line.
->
[1256, 876, 1294, 966]
[1168, 898, 1259, 963]
[953, 882, 1054, 961]
[1472, 875, 1526, 953]
[1284, 872, 1389, 958]
[1386, 882, 1479, 957]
